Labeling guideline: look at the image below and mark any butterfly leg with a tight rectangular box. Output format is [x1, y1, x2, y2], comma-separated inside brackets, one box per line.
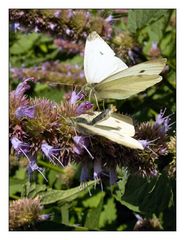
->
[93, 92, 100, 111]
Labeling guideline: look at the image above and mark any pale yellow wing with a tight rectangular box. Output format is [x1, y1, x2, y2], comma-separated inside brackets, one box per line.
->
[95, 58, 166, 99]
[94, 113, 135, 137]
[95, 75, 162, 99]
[99, 58, 167, 83]
[75, 111, 135, 136]
[77, 122, 143, 150]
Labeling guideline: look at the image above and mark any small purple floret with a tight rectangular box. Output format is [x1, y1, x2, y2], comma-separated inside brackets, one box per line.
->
[41, 142, 63, 167]
[76, 101, 93, 115]
[109, 167, 117, 185]
[151, 42, 158, 50]
[138, 139, 151, 149]
[69, 91, 84, 105]
[73, 136, 94, 159]
[54, 10, 61, 18]
[105, 15, 113, 23]
[27, 154, 48, 182]
[155, 109, 171, 133]
[73, 136, 86, 154]
[15, 106, 35, 119]
[80, 163, 89, 183]
[11, 137, 30, 155]
[93, 158, 102, 180]
[14, 78, 34, 98]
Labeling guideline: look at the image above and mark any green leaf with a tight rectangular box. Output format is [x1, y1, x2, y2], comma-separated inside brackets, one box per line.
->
[40, 180, 96, 205]
[34, 84, 64, 103]
[128, 9, 170, 33]
[48, 170, 58, 188]
[9, 178, 26, 196]
[39, 43, 48, 53]
[160, 32, 176, 56]
[22, 182, 47, 198]
[61, 203, 69, 225]
[84, 194, 104, 230]
[82, 191, 105, 208]
[114, 174, 173, 215]
[10, 33, 39, 54]
[14, 168, 26, 180]
[99, 198, 117, 228]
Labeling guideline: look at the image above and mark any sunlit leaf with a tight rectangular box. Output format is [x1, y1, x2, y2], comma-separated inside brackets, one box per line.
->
[99, 198, 117, 228]
[10, 33, 39, 54]
[128, 9, 170, 33]
[84, 194, 104, 229]
[40, 181, 96, 205]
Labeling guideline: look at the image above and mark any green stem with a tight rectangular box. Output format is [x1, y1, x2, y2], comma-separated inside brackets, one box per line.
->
[38, 159, 64, 173]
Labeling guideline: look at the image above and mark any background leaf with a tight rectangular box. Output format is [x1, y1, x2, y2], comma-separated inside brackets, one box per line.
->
[128, 9, 171, 33]
[40, 181, 96, 205]
[114, 174, 174, 215]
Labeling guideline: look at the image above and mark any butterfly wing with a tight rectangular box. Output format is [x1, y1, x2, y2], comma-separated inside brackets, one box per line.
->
[100, 58, 167, 82]
[75, 111, 142, 149]
[94, 113, 135, 137]
[77, 122, 143, 150]
[95, 58, 166, 99]
[84, 31, 127, 84]
[76, 111, 135, 136]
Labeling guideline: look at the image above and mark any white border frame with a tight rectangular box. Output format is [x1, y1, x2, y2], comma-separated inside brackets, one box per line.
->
[0, 1, 183, 240]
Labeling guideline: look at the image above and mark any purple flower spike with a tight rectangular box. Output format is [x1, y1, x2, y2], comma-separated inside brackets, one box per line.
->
[41, 142, 63, 167]
[12, 22, 20, 32]
[15, 78, 34, 98]
[67, 9, 73, 18]
[138, 139, 151, 149]
[39, 214, 51, 221]
[11, 137, 30, 157]
[93, 158, 102, 180]
[93, 158, 104, 191]
[76, 101, 93, 115]
[54, 10, 61, 18]
[73, 136, 94, 159]
[155, 109, 171, 133]
[80, 162, 89, 183]
[105, 15, 113, 23]
[138, 139, 159, 158]
[27, 154, 48, 182]
[109, 167, 117, 185]
[49, 23, 56, 31]
[151, 42, 158, 50]
[15, 105, 35, 119]
[69, 91, 84, 105]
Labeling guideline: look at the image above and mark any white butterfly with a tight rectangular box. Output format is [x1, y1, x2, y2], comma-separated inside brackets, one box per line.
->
[84, 31, 166, 100]
[75, 110, 144, 150]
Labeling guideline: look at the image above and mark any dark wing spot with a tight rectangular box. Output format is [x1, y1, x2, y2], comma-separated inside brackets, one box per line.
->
[139, 70, 145, 73]
[100, 51, 104, 55]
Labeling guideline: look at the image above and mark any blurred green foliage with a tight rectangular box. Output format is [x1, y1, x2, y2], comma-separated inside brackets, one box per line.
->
[9, 9, 176, 231]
